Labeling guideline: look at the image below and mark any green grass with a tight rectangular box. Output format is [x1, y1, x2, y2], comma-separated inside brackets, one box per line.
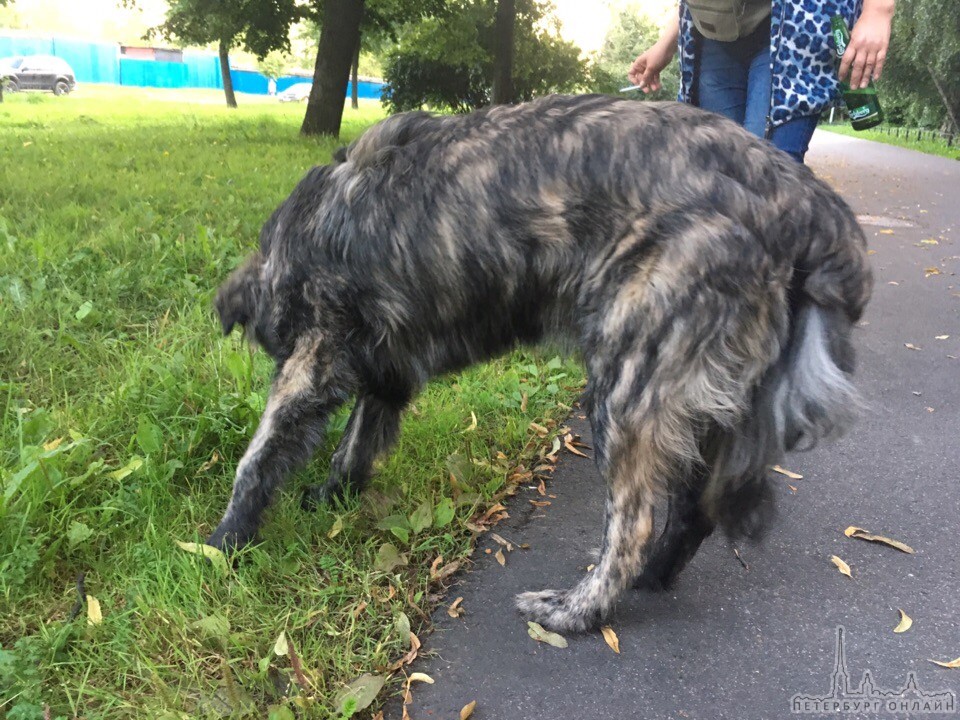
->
[0, 87, 584, 719]
[821, 121, 960, 161]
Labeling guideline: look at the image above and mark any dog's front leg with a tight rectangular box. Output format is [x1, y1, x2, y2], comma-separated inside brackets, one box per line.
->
[206, 335, 344, 551]
[302, 392, 407, 508]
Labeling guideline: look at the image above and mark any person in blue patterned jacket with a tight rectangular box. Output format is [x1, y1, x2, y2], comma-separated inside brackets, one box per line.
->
[629, 0, 895, 162]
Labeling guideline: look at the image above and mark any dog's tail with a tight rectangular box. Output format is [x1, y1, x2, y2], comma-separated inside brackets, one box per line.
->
[705, 207, 872, 537]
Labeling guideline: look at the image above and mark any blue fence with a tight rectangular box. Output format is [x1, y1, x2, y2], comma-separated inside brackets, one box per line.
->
[0, 34, 385, 98]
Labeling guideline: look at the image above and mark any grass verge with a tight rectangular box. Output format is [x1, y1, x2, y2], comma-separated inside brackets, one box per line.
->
[820, 122, 960, 161]
[0, 89, 585, 719]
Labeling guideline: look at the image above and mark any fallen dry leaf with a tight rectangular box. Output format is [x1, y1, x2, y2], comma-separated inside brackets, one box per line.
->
[491, 533, 514, 552]
[529, 422, 549, 437]
[197, 451, 220, 474]
[495, 548, 506, 567]
[894, 609, 913, 633]
[771, 465, 803, 480]
[904, 343, 922, 351]
[831, 555, 853, 578]
[408, 672, 434, 684]
[601, 626, 621, 654]
[527, 621, 568, 648]
[888, 281, 900, 286]
[520, 392, 528, 412]
[86, 595, 102, 626]
[448, 597, 465, 618]
[273, 631, 289, 656]
[879, 229, 895, 234]
[463, 411, 477, 432]
[925, 267, 942, 277]
[175, 541, 229, 575]
[844, 526, 915, 554]
[920, 238, 940, 245]
[529, 499, 551, 507]
[929, 658, 960, 669]
[564, 439, 590, 458]
[460, 701, 478, 720]
[935, 335, 950, 340]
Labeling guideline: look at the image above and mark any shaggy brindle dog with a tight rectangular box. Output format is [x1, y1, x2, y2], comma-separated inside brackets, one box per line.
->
[205, 94, 871, 632]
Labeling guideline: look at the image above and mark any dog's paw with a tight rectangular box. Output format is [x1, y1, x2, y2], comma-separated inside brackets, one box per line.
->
[205, 523, 254, 554]
[515, 589, 599, 633]
[300, 484, 334, 511]
[632, 567, 672, 592]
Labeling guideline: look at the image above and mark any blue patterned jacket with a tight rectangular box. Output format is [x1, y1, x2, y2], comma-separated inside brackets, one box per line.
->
[678, 0, 864, 131]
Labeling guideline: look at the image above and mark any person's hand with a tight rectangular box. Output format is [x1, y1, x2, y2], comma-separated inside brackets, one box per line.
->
[629, 41, 675, 93]
[840, 3, 894, 89]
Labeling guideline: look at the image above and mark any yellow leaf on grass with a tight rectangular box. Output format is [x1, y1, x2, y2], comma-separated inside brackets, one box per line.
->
[463, 411, 477, 433]
[175, 540, 229, 575]
[929, 658, 960, 669]
[328, 516, 344, 539]
[527, 621, 568, 648]
[772, 465, 803, 480]
[43, 437, 64, 452]
[460, 700, 478, 720]
[273, 631, 289, 656]
[894, 609, 913, 633]
[831, 555, 853, 578]
[601, 626, 621, 654]
[843, 526, 914, 554]
[86, 595, 102, 626]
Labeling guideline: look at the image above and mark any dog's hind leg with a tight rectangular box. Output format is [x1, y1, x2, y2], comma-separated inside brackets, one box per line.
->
[301, 392, 407, 508]
[634, 463, 715, 591]
[516, 410, 660, 632]
[207, 334, 345, 551]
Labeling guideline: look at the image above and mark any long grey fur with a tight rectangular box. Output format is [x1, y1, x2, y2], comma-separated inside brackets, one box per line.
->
[204, 94, 872, 632]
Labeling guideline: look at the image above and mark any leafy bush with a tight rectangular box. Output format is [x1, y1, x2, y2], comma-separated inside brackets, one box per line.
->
[382, 0, 587, 113]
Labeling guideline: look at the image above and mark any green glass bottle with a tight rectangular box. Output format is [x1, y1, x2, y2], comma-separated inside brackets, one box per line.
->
[831, 15, 884, 130]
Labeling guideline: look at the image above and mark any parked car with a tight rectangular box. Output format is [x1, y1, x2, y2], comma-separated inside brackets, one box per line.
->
[278, 82, 312, 103]
[0, 55, 77, 95]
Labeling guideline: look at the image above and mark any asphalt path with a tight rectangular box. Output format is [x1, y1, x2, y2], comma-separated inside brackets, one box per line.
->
[388, 131, 960, 720]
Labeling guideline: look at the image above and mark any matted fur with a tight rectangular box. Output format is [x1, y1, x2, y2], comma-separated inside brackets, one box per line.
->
[203, 95, 872, 632]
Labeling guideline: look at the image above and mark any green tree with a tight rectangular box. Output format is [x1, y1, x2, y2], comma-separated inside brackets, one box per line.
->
[299, 0, 446, 136]
[258, 50, 290, 81]
[881, 0, 959, 131]
[382, 0, 586, 113]
[492, 0, 516, 104]
[153, 0, 301, 108]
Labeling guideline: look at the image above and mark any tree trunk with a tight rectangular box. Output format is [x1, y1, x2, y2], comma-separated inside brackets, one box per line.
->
[301, 0, 364, 137]
[927, 65, 960, 134]
[492, 0, 516, 105]
[219, 40, 238, 109]
[350, 34, 360, 110]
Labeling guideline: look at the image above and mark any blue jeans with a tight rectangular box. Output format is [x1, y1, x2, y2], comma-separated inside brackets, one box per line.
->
[696, 23, 819, 163]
